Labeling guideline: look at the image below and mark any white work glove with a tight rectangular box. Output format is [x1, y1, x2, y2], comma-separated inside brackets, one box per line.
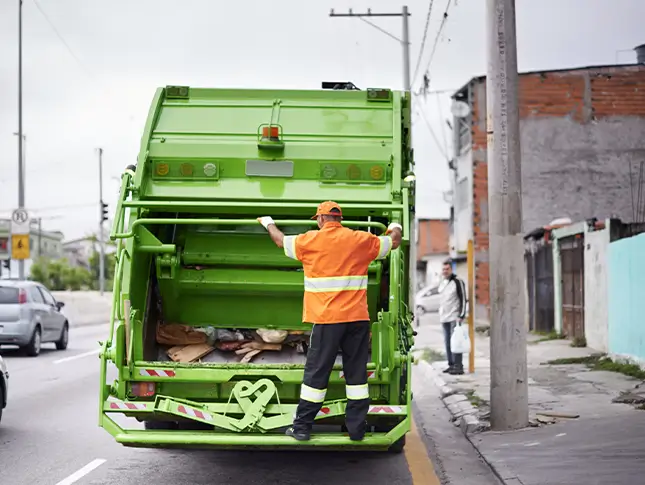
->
[386, 222, 403, 235]
[257, 216, 275, 229]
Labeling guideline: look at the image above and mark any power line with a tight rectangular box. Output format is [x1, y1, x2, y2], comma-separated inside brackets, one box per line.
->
[414, 108, 449, 161]
[411, 1, 436, 86]
[32, 0, 95, 80]
[32, 0, 137, 124]
[418, 0, 454, 93]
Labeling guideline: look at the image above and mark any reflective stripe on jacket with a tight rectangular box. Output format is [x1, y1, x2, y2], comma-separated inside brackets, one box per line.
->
[283, 222, 392, 324]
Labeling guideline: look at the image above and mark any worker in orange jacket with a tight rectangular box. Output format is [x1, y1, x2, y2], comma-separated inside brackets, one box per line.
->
[258, 201, 402, 442]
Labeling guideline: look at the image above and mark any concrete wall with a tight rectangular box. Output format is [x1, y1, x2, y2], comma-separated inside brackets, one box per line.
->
[424, 254, 448, 289]
[455, 65, 645, 322]
[584, 228, 609, 352]
[608, 232, 645, 366]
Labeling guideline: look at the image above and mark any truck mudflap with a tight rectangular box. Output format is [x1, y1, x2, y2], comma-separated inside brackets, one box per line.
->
[101, 377, 410, 450]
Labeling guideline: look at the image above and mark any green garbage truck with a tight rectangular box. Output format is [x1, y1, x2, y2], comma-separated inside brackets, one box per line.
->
[98, 83, 416, 452]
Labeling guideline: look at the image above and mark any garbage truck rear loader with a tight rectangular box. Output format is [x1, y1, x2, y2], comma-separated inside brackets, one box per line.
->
[98, 84, 416, 452]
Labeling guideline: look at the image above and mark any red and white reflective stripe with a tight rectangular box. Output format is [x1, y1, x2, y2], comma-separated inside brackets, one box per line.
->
[369, 406, 404, 414]
[316, 406, 332, 417]
[109, 401, 147, 411]
[139, 368, 176, 378]
[177, 404, 213, 421]
[339, 370, 376, 379]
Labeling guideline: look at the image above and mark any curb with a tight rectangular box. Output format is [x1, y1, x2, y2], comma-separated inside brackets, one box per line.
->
[419, 360, 483, 435]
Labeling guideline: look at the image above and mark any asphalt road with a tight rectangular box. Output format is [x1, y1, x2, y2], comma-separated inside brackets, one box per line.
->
[0, 320, 498, 485]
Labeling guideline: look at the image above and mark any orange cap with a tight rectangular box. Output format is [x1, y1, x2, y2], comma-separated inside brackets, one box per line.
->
[312, 201, 342, 219]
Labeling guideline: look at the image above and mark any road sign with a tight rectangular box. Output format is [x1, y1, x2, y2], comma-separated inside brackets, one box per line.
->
[11, 234, 30, 260]
[11, 208, 30, 235]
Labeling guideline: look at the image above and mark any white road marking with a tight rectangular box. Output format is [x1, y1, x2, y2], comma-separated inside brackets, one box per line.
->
[524, 442, 540, 447]
[55, 458, 106, 485]
[556, 433, 567, 437]
[53, 348, 100, 365]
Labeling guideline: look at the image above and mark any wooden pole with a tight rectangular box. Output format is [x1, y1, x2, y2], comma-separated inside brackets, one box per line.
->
[467, 239, 475, 373]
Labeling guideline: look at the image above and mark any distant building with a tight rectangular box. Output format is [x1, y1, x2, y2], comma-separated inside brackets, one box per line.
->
[63, 235, 116, 269]
[416, 218, 450, 289]
[449, 53, 645, 322]
[0, 218, 65, 278]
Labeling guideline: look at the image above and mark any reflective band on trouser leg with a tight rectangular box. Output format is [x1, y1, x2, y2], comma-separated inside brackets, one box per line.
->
[346, 384, 369, 400]
[283, 235, 297, 260]
[300, 384, 327, 403]
[303, 275, 368, 293]
[376, 236, 393, 260]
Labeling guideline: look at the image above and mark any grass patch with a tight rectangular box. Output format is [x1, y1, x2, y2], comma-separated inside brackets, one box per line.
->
[465, 389, 486, 407]
[414, 348, 445, 364]
[546, 356, 600, 366]
[532, 330, 566, 343]
[547, 355, 645, 380]
[570, 336, 587, 348]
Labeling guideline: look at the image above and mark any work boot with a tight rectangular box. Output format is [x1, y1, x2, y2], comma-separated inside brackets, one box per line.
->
[449, 367, 464, 375]
[349, 421, 368, 441]
[285, 427, 310, 441]
[443, 365, 453, 374]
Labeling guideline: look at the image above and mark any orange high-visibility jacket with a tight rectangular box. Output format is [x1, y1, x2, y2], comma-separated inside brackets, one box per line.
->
[283, 222, 393, 324]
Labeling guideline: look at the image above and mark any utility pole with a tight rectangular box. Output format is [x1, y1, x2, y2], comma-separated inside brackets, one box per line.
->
[486, 0, 528, 430]
[98, 148, 105, 295]
[329, 6, 412, 91]
[329, 5, 416, 308]
[17, 0, 25, 280]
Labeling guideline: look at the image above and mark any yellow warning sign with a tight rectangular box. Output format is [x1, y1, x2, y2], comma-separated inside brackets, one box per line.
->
[11, 234, 30, 260]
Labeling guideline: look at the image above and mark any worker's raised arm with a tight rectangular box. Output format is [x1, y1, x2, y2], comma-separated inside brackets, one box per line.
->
[257, 216, 285, 248]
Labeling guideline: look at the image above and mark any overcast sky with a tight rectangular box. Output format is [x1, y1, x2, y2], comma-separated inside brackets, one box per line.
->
[0, 0, 644, 241]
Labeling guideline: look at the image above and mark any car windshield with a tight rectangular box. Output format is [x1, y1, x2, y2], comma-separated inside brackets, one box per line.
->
[0, 286, 19, 304]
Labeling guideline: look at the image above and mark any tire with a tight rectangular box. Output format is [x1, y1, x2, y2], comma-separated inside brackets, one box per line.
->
[144, 419, 177, 430]
[25, 326, 42, 357]
[388, 435, 406, 454]
[55, 322, 69, 350]
[0, 384, 4, 424]
[374, 425, 406, 453]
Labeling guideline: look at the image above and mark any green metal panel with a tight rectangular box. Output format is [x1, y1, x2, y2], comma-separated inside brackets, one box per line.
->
[99, 84, 415, 451]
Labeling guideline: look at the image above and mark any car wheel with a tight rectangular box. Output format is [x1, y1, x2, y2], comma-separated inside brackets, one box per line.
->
[55, 322, 69, 350]
[0, 384, 4, 423]
[25, 326, 42, 357]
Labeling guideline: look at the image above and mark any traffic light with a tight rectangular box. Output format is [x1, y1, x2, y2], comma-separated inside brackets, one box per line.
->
[100, 201, 108, 223]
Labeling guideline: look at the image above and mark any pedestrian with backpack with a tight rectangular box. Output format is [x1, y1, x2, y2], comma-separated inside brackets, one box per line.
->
[438, 259, 467, 375]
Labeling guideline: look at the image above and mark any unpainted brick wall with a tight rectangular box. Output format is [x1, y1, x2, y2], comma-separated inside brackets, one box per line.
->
[468, 65, 645, 321]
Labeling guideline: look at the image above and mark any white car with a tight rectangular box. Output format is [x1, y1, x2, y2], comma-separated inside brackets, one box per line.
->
[415, 286, 440, 315]
[0, 355, 7, 423]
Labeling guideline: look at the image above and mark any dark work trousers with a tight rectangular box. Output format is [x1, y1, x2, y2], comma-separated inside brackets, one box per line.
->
[442, 321, 463, 370]
[293, 321, 370, 437]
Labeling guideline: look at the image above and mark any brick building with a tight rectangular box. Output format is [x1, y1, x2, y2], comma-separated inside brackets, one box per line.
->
[449, 57, 645, 322]
[416, 218, 450, 289]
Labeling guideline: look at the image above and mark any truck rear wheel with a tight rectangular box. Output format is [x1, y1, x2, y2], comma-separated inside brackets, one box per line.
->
[144, 420, 177, 430]
[374, 425, 406, 453]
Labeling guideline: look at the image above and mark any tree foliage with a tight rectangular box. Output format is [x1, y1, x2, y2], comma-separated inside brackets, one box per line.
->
[29, 257, 93, 291]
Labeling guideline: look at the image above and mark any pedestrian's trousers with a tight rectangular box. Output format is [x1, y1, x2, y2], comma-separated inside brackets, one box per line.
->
[292, 321, 370, 437]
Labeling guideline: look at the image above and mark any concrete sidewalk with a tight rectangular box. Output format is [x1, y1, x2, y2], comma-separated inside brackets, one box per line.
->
[414, 313, 645, 485]
[52, 291, 112, 328]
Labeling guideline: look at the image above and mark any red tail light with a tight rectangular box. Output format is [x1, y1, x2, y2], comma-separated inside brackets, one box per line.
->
[131, 382, 156, 397]
[18, 289, 27, 304]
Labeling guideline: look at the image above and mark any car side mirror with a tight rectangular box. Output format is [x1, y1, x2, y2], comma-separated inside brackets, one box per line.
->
[56, 301, 65, 311]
